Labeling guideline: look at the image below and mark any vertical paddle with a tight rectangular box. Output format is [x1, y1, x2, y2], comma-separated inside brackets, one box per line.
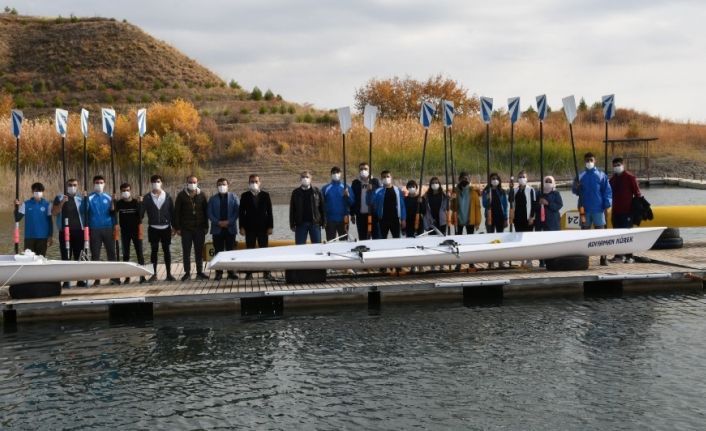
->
[102, 108, 119, 258]
[562, 95, 583, 223]
[11, 110, 23, 254]
[601, 94, 616, 172]
[536, 95, 548, 224]
[507, 97, 520, 232]
[418, 101, 436, 231]
[442, 100, 455, 234]
[480, 97, 493, 228]
[55, 108, 70, 260]
[137, 108, 147, 241]
[363, 104, 378, 240]
[80, 109, 90, 261]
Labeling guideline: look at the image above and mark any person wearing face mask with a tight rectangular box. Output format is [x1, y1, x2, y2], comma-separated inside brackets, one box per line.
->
[114, 183, 146, 283]
[85, 175, 120, 285]
[321, 166, 354, 242]
[142, 175, 176, 282]
[404, 180, 425, 237]
[609, 157, 641, 263]
[512, 170, 537, 233]
[51, 179, 85, 274]
[422, 176, 448, 234]
[572, 152, 612, 266]
[536, 176, 563, 268]
[350, 162, 381, 240]
[451, 172, 481, 235]
[239, 174, 274, 280]
[174, 175, 210, 281]
[207, 178, 240, 281]
[482, 173, 509, 234]
[290, 170, 325, 245]
[15, 182, 53, 256]
[370, 170, 406, 239]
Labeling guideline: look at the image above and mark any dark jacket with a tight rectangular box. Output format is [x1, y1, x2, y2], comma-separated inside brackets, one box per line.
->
[207, 192, 239, 235]
[351, 177, 380, 216]
[239, 190, 274, 233]
[538, 190, 563, 231]
[174, 188, 209, 232]
[142, 192, 174, 227]
[289, 186, 325, 229]
[631, 195, 653, 226]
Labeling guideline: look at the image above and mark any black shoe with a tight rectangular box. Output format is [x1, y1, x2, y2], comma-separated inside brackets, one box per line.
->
[245, 273, 253, 280]
[214, 272, 223, 281]
[600, 256, 608, 266]
[165, 274, 176, 282]
[181, 274, 191, 282]
[110, 279, 121, 285]
[62, 281, 70, 289]
[227, 272, 239, 280]
[196, 272, 209, 280]
[139, 276, 147, 284]
[123, 278, 131, 284]
[93, 280, 101, 287]
[148, 274, 157, 283]
[77, 281, 87, 287]
[264, 272, 275, 281]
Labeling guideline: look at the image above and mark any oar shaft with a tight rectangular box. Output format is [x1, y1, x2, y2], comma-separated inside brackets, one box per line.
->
[110, 137, 116, 193]
[539, 121, 544, 184]
[15, 137, 19, 254]
[604, 121, 609, 173]
[368, 132, 373, 177]
[485, 124, 490, 183]
[61, 136, 67, 192]
[342, 133, 347, 185]
[139, 136, 143, 196]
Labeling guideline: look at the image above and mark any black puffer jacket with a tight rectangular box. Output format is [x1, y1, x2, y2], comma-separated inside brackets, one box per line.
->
[289, 186, 325, 229]
[174, 188, 209, 232]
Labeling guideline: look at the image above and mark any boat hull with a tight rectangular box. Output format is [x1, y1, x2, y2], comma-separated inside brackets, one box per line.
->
[208, 228, 665, 271]
[0, 257, 154, 286]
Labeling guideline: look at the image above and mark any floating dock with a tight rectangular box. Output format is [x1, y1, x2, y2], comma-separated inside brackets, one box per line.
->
[2, 241, 705, 326]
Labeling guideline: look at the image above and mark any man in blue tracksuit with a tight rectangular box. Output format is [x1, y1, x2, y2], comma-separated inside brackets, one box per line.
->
[370, 170, 406, 239]
[321, 166, 354, 241]
[15, 182, 53, 256]
[572, 152, 613, 266]
[85, 175, 120, 285]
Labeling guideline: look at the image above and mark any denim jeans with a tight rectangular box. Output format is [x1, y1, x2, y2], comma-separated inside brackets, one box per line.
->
[295, 223, 322, 245]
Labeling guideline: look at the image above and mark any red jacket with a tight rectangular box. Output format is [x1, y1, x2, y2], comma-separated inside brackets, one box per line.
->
[609, 171, 641, 215]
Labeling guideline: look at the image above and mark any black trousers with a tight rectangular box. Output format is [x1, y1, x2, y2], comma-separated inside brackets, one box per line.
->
[213, 231, 236, 275]
[355, 213, 381, 240]
[90, 227, 117, 262]
[486, 223, 505, 233]
[245, 230, 268, 249]
[325, 222, 347, 241]
[379, 218, 401, 239]
[148, 227, 172, 275]
[59, 228, 84, 260]
[456, 224, 475, 235]
[121, 229, 145, 265]
[181, 229, 206, 275]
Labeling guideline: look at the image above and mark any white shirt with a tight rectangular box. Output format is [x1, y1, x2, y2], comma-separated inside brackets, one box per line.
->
[150, 191, 169, 230]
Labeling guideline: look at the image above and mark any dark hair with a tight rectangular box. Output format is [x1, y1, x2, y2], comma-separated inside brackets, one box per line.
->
[120, 182, 131, 190]
[584, 152, 595, 160]
[458, 171, 470, 180]
[330, 166, 341, 174]
[612, 157, 623, 164]
[426, 176, 441, 195]
[359, 162, 369, 169]
[406, 180, 418, 189]
[216, 178, 228, 185]
[66, 178, 78, 185]
[248, 174, 260, 182]
[31, 182, 44, 192]
[489, 172, 502, 187]
[150, 174, 162, 183]
[92, 175, 105, 183]
[380, 170, 391, 177]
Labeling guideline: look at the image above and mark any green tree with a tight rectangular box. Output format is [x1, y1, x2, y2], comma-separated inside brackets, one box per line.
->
[264, 89, 274, 101]
[250, 86, 262, 101]
[578, 97, 588, 112]
[229, 79, 241, 89]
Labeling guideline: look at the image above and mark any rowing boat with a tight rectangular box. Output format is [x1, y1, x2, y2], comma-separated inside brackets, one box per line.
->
[0, 252, 153, 286]
[208, 227, 664, 271]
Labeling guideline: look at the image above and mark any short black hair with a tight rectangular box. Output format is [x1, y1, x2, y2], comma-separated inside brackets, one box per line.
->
[31, 182, 44, 192]
[359, 162, 369, 169]
[66, 178, 78, 185]
[330, 166, 341, 174]
[248, 174, 259, 182]
[612, 157, 624, 164]
[584, 152, 595, 160]
[93, 175, 105, 183]
[217, 178, 228, 185]
[406, 180, 418, 188]
[150, 174, 162, 183]
[458, 171, 470, 180]
[120, 182, 131, 190]
[380, 170, 391, 177]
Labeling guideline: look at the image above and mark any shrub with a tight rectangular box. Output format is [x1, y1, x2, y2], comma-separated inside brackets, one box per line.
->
[287, 105, 296, 114]
[240, 108, 249, 115]
[126, 95, 135, 104]
[52, 95, 63, 107]
[279, 104, 287, 114]
[14, 95, 27, 109]
[159, 94, 167, 102]
[30, 99, 44, 108]
[250, 86, 262, 101]
[270, 105, 279, 114]
[264, 89, 274, 101]
[275, 141, 289, 154]
[141, 95, 151, 103]
[225, 138, 256, 160]
[229, 80, 240, 89]
[259, 106, 266, 114]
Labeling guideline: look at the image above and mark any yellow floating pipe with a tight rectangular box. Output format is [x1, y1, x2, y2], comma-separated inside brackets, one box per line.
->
[562, 205, 706, 229]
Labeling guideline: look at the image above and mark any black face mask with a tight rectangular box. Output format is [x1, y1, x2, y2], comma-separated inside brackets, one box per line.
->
[458, 180, 469, 189]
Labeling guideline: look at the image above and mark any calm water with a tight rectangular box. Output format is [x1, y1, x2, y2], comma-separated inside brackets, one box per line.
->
[2, 295, 706, 430]
[2, 186, 706, 259]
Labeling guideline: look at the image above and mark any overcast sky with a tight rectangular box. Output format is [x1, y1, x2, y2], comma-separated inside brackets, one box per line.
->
[19, 0, 706, 122]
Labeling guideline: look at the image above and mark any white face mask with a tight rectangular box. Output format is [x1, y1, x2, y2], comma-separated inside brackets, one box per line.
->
[249, 182, 260, 193]
[585, 161, 595, 170]
[218, 185, 228, 194]
[151, 182, 162, 191]
[66, 186, 77, 195]
[407, 187, 417, 196]
[613, 165, 624, 174]
[33, 191, 43, 199]
[331, 173, 341, 182]
[301, 177, 311, 188]
[187, 183, 198, 191]
[359, 169, 369, 179]
[543, 182, 554, 193]
[121, 191, 131, 200]
[491, 179, 499, 187]
[382, 177, 392, 186]
[94, 183, 104, 193]
[431, 183, 440, 191]
[518, 177, 527, 186]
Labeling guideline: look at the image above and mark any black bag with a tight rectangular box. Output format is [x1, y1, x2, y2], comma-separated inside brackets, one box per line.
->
[632, 196, 653, 226]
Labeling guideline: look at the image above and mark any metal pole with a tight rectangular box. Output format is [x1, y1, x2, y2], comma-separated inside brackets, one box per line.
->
[419, 129, 429, 191]
[443, 126, 450, 235]
[82, 135, 90, 261]
[485, 124, 490, 184]
[604, 121, 609, 172]
[342, 133, 347, 185]
[570, 123, 579, 181]
[539, 121, 544, 185]
[449, 126, 456, 187]
[61, 136, 67, 192]
[139, 136, 143, 196]
[14, 136, 20, 254]
[368, 131, 373, 179]
[110, 136, 120, 259]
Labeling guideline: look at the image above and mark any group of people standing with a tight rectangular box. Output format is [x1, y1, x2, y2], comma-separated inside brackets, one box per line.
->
[15, 174, 274, 285]
[14, 152, 642, 285]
